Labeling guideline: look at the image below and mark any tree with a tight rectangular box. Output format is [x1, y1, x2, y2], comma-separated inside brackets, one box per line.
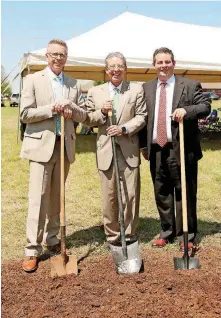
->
[1, 65, 12, 96]
[93, 80, 105, 86]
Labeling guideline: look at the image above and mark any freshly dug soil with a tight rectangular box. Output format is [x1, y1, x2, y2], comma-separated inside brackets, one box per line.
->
[2, 246, 221, 318]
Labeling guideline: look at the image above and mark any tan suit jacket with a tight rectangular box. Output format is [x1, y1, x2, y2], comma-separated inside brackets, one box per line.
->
[20, 68, 86, 163]
[85, 82, 147, 171]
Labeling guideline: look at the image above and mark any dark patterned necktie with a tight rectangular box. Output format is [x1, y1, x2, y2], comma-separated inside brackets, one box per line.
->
[156, 82, 167, 147]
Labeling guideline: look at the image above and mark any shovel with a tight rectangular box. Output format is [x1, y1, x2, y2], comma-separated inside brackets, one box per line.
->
[174, 120, 200, 270]
[108, 110, 142, 274]
[50, 113, 78, 277]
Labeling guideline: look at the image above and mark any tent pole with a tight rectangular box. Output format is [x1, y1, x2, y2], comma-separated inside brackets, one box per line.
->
[16, 69, 23, 144]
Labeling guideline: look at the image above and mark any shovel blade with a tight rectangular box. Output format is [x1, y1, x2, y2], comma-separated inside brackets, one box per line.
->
[50, 254, 78, 277]
[174, 256, 200, 270]
[109, 240, 142, 274]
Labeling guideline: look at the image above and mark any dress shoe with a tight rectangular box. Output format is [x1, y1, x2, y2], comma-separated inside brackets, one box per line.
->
[47, 243, 71, 255]
[179, 242, 194, 252]
[152, 238, 168, 248]
[23, 256, 38, 272]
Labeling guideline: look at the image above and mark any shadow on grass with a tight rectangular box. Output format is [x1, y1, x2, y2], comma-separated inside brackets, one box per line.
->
[201, 137, 221, 151]
[197, 219, 221, 243]
[75, 134, 97, 154]
[66, 217, 221, 248]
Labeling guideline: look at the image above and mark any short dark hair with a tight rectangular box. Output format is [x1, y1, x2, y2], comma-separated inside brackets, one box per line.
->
[105, 52, 127, 68]
[47, 39, 68, 51]
[153, 47, 175, 64]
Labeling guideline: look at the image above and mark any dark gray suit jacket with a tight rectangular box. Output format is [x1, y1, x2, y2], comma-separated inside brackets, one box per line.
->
[139, 76, 211, 165]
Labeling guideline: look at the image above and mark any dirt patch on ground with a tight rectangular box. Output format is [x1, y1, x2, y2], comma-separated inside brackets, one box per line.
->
[2, 246, 221, 318]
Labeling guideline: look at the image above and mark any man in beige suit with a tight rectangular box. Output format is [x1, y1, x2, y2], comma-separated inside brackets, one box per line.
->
[85, 52, 147, 246]
[20, 39, 87, 272]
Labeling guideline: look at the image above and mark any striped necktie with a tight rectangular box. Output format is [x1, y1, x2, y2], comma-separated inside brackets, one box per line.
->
[156, 82, 167, 147]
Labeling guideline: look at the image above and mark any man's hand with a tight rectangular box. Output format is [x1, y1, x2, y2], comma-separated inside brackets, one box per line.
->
[63, 105, 73, 119]
[106, 125, 122, 136]
[170, 108, 187, 122]
[54, 99, 72, 112]
[101, 100, 113, 115]
[52, 100, 73, 119]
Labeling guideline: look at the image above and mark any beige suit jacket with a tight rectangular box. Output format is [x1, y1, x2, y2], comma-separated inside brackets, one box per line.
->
[85, 82, 147, 171]
[20, 68, 86, 163]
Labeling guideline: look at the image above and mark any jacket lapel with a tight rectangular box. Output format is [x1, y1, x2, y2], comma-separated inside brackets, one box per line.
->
[41, 68, 54, 103]
[63, 74, 70, 99]
[172, 76, 185, 112]
[101, 82, 110, 101]
[149, 79, 158, 125]
[117, 82, 130, 123]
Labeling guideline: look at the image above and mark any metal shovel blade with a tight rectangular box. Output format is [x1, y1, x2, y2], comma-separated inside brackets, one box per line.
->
[50, 254, 78, 277]
[174, 256, 200, 270]
[109, 240, 142, 274]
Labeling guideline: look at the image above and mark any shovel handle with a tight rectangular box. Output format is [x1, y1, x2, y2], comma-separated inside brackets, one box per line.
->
[108, 111, 127, 259]
[60, 113, 66, 262]
[179, 121, 188, 233]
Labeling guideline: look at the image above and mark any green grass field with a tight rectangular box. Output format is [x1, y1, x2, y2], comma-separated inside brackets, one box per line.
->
[1, 105, 221, 260]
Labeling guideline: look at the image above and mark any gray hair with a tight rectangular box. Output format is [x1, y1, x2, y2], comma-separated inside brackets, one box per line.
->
[105, 52, 127, 67]
[47, 39, 68, 52]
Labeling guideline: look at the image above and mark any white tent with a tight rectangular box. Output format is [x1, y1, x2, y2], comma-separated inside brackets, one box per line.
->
[21, 11, 221, 83]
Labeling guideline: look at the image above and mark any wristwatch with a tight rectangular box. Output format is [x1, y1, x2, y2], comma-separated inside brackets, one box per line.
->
[121, 126, 127, 135]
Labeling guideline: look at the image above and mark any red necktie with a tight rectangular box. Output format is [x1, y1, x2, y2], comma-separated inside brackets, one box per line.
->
[156, 83, 167, 147]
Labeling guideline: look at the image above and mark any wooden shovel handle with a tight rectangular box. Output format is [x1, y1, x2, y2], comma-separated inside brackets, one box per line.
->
[60, 113, 65, 227]
[179, 121, 188, 232]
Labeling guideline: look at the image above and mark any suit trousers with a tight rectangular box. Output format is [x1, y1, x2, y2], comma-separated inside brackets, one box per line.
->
[150, 143, 197, 242]
[25, 140, 70, 256]
[99, 144, 140, 243]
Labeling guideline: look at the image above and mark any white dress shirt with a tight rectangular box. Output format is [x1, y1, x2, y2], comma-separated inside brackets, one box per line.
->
[108, 82, 122, 99]
[47, 67, 64, 101]
[152, 74, 175, 143]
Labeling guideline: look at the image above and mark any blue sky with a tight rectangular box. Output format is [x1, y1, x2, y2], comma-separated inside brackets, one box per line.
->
[2, 1, 221, 92]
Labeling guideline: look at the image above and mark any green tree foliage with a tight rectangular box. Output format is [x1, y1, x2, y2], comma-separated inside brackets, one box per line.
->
[1, 65, 12, 96]
[93, 80, 105, 86]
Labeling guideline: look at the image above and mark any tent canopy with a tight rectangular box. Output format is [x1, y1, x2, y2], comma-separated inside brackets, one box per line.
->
[22, 12, 221, 83]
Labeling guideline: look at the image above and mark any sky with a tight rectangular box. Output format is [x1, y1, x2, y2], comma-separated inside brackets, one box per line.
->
[1, 0, 221, 92]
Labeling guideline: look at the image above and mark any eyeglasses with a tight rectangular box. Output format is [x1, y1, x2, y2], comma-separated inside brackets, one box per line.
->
[47, 52, 67, 59]
[107, 64, 125, 71]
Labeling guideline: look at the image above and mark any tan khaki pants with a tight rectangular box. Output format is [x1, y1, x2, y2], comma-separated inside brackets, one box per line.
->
[25, 141, 70, 256]
[99, 145, 140, 243]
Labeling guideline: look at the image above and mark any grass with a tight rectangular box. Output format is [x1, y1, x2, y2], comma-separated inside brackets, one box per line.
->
[1, 105, 221, 260]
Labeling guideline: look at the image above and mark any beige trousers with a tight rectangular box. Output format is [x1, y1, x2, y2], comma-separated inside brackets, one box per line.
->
[99, 145, 140, 243]
[25, 141, 70, 256]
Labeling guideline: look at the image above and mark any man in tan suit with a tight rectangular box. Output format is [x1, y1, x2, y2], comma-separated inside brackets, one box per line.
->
[20, 39, 87, 272]
[85, 52, 147, 246]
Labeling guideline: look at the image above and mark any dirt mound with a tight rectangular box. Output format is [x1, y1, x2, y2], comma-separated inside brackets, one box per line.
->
[2, 246, 221, 318]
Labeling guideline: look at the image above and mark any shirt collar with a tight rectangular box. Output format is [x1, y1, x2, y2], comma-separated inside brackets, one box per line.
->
[109, 81, 123, 93]
[47, 66, 63, 82]
[157, 74, 175, 88]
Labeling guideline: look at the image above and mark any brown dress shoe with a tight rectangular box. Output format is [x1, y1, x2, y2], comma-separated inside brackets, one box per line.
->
[152, 238, 168, 248]
[23, 256, 38, 272]
[179, 242, 194, 252]
[47, 243, 71, 255]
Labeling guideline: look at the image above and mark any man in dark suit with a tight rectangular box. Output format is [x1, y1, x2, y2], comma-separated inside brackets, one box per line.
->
[139, 47, 211, 250]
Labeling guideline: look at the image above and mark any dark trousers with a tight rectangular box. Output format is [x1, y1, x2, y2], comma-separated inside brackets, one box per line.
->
[150, 143, 198, 242]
